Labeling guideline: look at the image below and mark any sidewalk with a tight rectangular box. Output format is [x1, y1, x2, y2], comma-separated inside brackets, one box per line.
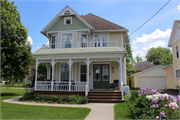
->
[3, 96, 115, 120]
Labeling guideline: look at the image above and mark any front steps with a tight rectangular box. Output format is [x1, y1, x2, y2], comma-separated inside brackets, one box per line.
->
[88, 90, 124, 103]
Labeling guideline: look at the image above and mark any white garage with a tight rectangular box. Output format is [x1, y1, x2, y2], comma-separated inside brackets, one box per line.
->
[139, 76, 167, 89]
[130, 65, 167, 90]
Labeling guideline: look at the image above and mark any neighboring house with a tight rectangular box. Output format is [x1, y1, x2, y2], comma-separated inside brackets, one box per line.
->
[23, 66, 45, 83]
[23, 66, 35, 83]
[130, 61, 155, 72]
[164, 20, 180, 89]
[32, 5, 129, 102]
[129, 62, 167, 89]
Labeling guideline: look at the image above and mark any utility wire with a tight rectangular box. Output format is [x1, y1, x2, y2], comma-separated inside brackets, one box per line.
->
[129, 0, 171, 37]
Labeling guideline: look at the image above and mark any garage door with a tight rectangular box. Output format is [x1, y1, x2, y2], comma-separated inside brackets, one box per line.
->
[139, 76, 167, 89]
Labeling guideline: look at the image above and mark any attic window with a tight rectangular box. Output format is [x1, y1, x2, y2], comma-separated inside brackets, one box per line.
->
[64, 17, 72, 25]
[64, 10, 70, 15]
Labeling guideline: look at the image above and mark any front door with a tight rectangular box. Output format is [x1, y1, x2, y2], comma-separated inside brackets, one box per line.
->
[93, 64, 109, 89]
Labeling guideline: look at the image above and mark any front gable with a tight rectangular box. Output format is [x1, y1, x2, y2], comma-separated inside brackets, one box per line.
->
[139, 66, 166, 76]
[48, 15, 88, 31]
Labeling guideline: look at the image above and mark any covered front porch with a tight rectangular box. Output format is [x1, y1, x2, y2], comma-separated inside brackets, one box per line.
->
[35, 57, 126, 99]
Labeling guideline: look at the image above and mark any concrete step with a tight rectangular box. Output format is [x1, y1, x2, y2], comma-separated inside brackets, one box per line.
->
[88, 95, 122, 99]
[88, 99, 124, 103]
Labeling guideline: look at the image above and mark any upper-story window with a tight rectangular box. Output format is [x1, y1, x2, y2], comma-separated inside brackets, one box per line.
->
[80, 33, 88, 47]
[51, 36, 56, 49]
[94, 34, 108, 47]
[62, 33, 73, 48]
[176, 69, 180, 78]
[64, 17, 72, 25]
[175, 45, 179, 59]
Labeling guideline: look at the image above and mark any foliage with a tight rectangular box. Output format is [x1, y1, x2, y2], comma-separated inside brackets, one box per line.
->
[126, 44, 134, 77]
[42, 95, 51, 101]
[135, 56, 143, 63]
[32, 57, 47, 75]
[51, 95, 60, 102]
[69, 94, 88, 104]
[145, 47, 173, 66]
[125, 87, 179, 119]
[1, 0, 33, 81]
[130, 87, 140, 90]
[20, 91, 34, 101]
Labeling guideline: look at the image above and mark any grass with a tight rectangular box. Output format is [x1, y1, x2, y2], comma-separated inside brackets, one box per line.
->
[114, 90, 136, 119]
[114, 102, 132, 119]
[1, 87, 91, 119]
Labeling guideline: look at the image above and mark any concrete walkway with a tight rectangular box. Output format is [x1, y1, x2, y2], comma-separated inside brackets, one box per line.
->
[3, 96, 115, 120]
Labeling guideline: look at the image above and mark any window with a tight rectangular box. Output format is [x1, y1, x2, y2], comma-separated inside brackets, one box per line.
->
[81, 34, 87, 47]
[51, 36, 55, 49]
[175, 45, 179, 59]
[62, 33, 73, 48]
[64, 17, 72, 25]
[64, 10, 70, 15]
[61, 65, 69, 81]
[176, 69, 180, 78]
[94, 34, 108, 47]
[80, 65, 86, 82]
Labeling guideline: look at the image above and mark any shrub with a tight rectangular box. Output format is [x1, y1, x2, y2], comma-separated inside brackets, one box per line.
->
[20, 92, 34, 101]
[61, 101, 66, 104]
[34, 94, 43, 101]
[47, 101, 52, 103]
[23, 83, 32, 87]
[42, 96, 51, 101]
[51, 95, 60, 102]
[40, 100, 44, 103]
[125, 87, 179, 119]
[69, 94, 88, 104]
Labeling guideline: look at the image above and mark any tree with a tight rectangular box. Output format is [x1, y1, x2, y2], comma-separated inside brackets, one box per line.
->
[1, 0, 33, 81]
[145, 47, 173, 66]
[126, 44, 134, 77]
[135, 56, 143, 63]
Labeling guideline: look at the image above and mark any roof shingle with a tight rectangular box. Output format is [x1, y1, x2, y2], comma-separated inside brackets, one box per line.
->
[81, 13, 127, 31]
[131, 61, 155, 71]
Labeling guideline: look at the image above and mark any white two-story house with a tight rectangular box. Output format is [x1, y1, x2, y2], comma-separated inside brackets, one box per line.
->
[33, 5, 129, 103]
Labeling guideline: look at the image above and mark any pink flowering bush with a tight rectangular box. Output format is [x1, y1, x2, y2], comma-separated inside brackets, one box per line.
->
[124, 87, 179, 119]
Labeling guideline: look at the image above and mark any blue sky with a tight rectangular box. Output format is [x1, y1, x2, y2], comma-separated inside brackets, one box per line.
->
[14, 0, 180, 60]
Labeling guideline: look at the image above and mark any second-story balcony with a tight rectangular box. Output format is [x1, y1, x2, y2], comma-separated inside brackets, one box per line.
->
[42, 41, 118, 50]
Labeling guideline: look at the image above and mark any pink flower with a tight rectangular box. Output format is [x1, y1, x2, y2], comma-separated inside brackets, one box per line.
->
[150, 105, 154, 108]
[156, 116, 159, 119]
[165, 104, 168, 107]
[172, 107, 176, 110]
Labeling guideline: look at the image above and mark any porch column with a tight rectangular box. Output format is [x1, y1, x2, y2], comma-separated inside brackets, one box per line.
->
[122, 58, 126, 85]
[69, 58, 72, 91]
[51, 59, 54, 91]
[119, 57, 122, 82]
[87, 58, 89, 84]
[75, 62, 77, 82]
[35, 59, 38, 91]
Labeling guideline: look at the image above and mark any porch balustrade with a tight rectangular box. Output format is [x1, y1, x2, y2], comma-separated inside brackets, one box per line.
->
[36, 81, 87, 92]
[42, 41, 118, 50]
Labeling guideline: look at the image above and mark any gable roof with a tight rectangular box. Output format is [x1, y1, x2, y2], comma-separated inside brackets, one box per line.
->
[41, 5, 93, 36]
[81, 13, 127, 31]
[130, 61, 155, 71]
[130, 65, 165, 77]
[168, 20, 180, 47]
[162, 64, 173, 70]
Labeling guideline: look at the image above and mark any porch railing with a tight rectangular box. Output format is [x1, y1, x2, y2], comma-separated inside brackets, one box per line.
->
[42, 41, 118, 50]
[120, 81, 124, 100]
[36, 81, 87, 92]
[85, 82, 89, 97]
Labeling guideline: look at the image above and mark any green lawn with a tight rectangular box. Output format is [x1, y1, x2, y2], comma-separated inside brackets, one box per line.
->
[114, 102, 132, 119]
[1, 87, 91, 119]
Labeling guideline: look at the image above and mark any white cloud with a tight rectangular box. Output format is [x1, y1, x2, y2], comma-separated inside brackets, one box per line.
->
[46, 41, 49, 44]
[27, 36, 33, 44]
[132, 45, 137, 49]
[132, 29, 171, 59]
[132, 50, 144, 59]
[178, 5, 180, 10]
[37, 47, 40, 50]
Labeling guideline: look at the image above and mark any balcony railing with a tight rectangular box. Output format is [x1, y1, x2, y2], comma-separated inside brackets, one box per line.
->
[42, 41, 118, 50]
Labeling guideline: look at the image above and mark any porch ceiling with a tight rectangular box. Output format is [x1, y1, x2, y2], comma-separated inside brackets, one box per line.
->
[33, 47, 126, 56]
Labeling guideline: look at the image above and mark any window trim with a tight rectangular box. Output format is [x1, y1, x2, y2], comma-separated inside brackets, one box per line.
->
[79, 32, 88, 48]
[60, 32, 74, 48]
[79, 63, 87, 82]
[93, 33, 109, 47]
[175, 44, 179, 59]
[64, 17, 72, 25]
[175, 68, 180, 79]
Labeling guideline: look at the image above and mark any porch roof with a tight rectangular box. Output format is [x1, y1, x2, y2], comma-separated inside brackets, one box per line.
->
[32, 47, 126, 55]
